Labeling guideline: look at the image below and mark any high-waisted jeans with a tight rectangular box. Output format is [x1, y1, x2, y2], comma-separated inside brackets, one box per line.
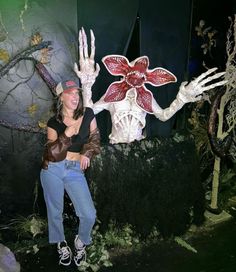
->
[40, 159, 96, 245]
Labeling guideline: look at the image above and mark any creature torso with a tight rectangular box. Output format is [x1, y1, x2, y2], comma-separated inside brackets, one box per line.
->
[107, 89, 147, 144]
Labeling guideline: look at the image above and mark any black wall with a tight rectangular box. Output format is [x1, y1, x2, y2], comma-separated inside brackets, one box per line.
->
[77, 0, 192, 139]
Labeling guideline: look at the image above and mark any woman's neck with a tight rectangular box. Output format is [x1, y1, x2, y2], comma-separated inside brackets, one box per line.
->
[62, 110, 74, 118]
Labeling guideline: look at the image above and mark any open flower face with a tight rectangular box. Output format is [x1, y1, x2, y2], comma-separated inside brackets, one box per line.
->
[102, 55, 177, 113]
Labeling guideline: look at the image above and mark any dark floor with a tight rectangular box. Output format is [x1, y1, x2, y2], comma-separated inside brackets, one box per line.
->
[20, 212, 236, 272]
[101, 219, 236, 272]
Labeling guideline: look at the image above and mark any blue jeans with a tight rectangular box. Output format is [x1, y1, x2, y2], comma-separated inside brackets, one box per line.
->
[40, 159, 96, 245]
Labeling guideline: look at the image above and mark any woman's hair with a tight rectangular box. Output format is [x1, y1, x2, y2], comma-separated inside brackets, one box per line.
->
[54, 89, 84, 122]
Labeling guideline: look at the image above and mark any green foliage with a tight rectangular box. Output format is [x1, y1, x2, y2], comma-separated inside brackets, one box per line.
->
[0, 214, 48, 255]
[77, 224, 112, 272]
[221, 168, 236, 185]
[145, 226, 161, 244]
[0, 214, 47, 240]
[88, 137, 205, 237]
[195, 20, 217, 56]
[77, 221, 142, 271]
[217, 166, 236, 208]
[104, 221, 140, 249]
[174, 236, 197, 253]
[188, 109, 212, 160]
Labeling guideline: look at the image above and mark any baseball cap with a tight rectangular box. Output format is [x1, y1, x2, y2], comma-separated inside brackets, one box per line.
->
[56, 80, 81, 95]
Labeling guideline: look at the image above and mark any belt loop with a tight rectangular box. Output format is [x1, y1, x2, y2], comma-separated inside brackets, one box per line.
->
[65, 160, 68, 168]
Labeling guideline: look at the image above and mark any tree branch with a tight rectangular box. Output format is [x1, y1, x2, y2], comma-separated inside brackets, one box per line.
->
[0, 119, 46, 134]
[0, 41, 52, 78]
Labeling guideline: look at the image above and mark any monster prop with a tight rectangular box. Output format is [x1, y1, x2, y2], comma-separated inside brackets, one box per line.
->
[74, 28, 227, 144]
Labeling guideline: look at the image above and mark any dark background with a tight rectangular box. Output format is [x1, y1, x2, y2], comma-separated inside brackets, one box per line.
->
[77, 0, 235, 140]
[0, 0, 235, 234]
[77, 0, 192, 139]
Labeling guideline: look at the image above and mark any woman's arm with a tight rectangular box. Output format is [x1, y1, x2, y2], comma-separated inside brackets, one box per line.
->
[47, 127, 58, 142]
[80, 117, 101, 170]
[41, 126, 74, 169]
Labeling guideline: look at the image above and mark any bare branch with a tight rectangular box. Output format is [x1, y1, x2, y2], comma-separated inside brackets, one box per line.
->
[0, 41, 52, 78]
[0, 119, 46, 134]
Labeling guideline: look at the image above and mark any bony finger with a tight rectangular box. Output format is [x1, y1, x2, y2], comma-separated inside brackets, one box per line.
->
[96, 63, 100, 73]
[220, 80, 228, 85]
[90, 29, 95, 42]
[179, 81, 188, 89]
[195, 95, 202, 101]
[79, 29, 82, 43]
[214, 71, 226, 77]
[202, 80, 228, 92]
[196, 67, 218, 82]
[200, 72, 226, 86]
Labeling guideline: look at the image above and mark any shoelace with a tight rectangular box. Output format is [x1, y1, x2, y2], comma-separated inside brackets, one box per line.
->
[74, 247, 86, 262]
[59, 246, 71, 260]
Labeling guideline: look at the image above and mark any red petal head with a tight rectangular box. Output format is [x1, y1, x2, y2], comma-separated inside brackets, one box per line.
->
[102, 55, 130, 76]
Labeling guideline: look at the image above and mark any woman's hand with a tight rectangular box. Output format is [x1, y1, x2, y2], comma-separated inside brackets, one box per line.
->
[80, 154, 90, 170]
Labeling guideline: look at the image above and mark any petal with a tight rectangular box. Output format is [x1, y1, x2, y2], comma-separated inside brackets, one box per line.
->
[146, 68, 177, 86]
[132, 56, 149, 73]
[136, 86, 154, 113]
[104, 81, 130, 102]
[102, 55, 130, 76]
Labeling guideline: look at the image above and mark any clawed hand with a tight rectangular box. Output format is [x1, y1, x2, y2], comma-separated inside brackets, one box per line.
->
[178, 68, 228, 103]
[74, 27, 100, 85]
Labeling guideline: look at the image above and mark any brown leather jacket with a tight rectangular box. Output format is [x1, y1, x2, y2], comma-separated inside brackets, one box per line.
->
[80, 128, 101, 159]
[42, 128, 101, 169]
[41, 133, 72, 169]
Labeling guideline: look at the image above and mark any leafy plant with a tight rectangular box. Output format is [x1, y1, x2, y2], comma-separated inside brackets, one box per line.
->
[77, 221, 141, 272]
[188, 109, 212, 159]
[195, 20, 217, 56]
[77, 224, 112, 272]
[104, 221, 140, 248]
[174, 236, 197, 253]
[0, 214, 47, 239]
[191, 17, 236, 212]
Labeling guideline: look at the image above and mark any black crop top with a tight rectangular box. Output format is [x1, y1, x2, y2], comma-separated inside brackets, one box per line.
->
[47, 107, 95, 152]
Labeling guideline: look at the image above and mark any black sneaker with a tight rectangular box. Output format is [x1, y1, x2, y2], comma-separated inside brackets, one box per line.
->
[74, 235, 86, 266]
[57, 241, 72, 266]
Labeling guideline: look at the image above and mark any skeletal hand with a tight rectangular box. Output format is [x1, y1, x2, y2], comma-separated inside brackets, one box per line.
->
[178, 68, 227, 103]
[74, 27, 100, 85]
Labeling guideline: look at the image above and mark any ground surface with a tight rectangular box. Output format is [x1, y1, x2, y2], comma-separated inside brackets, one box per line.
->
[19, 210, 236, 272]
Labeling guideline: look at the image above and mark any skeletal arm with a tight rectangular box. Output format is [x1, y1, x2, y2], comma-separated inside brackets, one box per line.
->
[74, 27, 100, 108]
[153, 68, 227, 121]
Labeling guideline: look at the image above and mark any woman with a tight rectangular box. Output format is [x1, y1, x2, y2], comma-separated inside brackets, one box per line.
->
[40, 80, 100, 267]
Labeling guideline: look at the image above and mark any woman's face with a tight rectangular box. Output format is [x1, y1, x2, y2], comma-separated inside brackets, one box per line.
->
[61, 89, 80, 111]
